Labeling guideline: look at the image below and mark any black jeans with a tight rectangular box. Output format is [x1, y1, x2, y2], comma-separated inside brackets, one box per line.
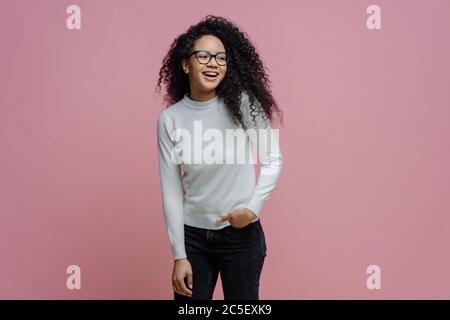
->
[174, 219, 267, 300]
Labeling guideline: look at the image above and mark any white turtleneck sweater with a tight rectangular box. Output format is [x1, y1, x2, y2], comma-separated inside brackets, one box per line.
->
[157, 92, 283, 260]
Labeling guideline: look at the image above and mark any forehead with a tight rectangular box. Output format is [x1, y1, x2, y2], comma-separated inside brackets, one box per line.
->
[193, 35, 226, 53]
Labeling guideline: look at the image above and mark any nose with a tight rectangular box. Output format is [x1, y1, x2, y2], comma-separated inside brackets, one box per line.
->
[207, 56, 220, 68]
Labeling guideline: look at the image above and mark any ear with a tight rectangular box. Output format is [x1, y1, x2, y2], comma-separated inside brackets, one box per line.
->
[181, 59, 189, 74]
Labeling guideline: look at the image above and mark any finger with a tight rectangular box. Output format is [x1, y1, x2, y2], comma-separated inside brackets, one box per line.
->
[173, 283, 184, 297]
[174, 288, 183, 296]
[173, 278, 180, 294]
[217, 213, 231, 222]
[173, 276, 185, 295]
[187, 273, 193, 290]
[177, 278, 193, 296]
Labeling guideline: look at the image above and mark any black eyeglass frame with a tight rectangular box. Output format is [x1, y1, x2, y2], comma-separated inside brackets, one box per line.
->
[185, 50, 229, 66]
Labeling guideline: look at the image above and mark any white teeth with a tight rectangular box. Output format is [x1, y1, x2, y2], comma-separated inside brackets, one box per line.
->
[203, 72, 218, 76]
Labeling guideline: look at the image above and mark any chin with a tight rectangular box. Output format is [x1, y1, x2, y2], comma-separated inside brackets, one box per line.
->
[199, 82, 221, 91]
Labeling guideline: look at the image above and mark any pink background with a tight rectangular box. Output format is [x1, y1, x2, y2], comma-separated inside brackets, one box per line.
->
[1, 0, 449, 299]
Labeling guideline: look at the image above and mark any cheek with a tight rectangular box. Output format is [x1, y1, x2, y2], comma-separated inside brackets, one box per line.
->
[192, 68, 204, 81]
[194, 64, 204, 73]
[220, 69, 227, 79]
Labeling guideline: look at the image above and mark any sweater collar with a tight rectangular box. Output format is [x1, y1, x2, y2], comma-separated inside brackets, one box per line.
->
[182, 93, 220, 110]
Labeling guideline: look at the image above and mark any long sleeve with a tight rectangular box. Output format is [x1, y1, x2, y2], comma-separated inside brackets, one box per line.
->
[157, 111, 187, 260]
[242, 94, 283, 217]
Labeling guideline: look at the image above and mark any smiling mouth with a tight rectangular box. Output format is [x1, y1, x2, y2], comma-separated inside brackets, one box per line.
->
[202, 71, 219, 79]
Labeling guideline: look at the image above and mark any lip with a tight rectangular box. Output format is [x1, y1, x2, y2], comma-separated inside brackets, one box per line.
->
[202, 72, 219, 81]
[202, 70, 219, 75]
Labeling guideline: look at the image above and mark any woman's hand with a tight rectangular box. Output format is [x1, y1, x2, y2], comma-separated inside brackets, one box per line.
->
[217, 208, 257, 228]
[172, 258, 193, 297]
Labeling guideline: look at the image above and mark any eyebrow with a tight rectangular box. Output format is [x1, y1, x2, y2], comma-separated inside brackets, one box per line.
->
[195, 50, 226, 54]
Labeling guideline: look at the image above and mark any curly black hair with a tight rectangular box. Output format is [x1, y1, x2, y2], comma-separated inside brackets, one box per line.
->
[155, 15, 284, 130]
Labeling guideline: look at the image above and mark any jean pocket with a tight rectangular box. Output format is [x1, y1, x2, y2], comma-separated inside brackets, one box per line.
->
[224, 221, 258, 241]
[228, 220, 259, 234]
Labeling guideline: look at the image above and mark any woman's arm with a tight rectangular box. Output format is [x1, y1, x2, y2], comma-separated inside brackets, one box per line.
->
[242, 94, 283, 217]
[157, 111, 187, 260]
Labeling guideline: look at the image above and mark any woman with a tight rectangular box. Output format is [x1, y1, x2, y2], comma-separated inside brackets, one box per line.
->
[155, 15, 283, 300]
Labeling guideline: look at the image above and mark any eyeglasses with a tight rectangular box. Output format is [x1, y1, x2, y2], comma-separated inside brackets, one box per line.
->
[186, 50, 229, 66]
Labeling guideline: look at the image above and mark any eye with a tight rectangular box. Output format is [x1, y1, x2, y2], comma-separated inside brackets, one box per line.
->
[197, 52, 209, 59]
